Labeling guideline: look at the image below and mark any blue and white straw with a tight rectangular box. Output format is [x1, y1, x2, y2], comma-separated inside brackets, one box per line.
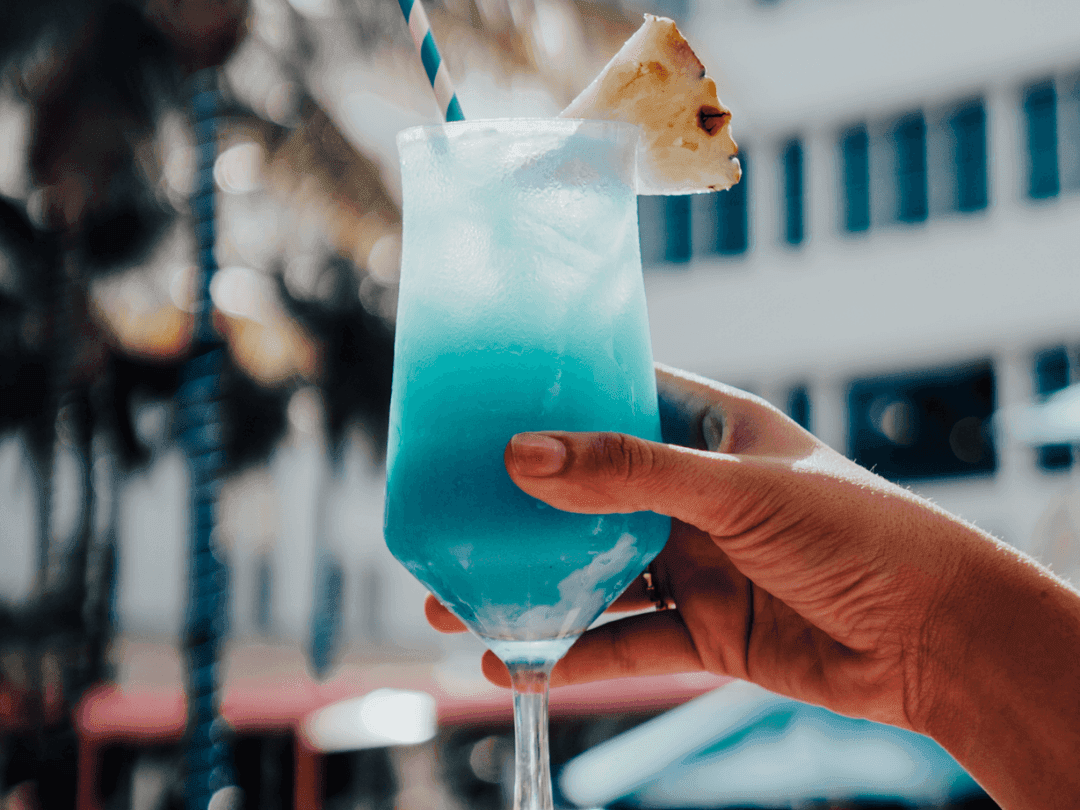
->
[397, 0, 465, 122]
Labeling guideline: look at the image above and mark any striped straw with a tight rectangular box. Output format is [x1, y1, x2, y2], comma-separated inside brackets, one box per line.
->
[397, 0, 465, 122]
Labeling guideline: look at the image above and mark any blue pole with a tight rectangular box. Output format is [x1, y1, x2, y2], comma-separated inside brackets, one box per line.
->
[180, 69, 236, 810]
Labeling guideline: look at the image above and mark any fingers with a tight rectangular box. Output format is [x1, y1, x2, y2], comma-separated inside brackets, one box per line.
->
[429, 574, 659, 634]
[440, 605, 703, 688]
[608, 570, 657, 612]
[655, 364, 819, 457]
[608, 524, 698, 612]
[504, 430, 765, 539]
[554, 611, 706, 686]
[424, 594, 468, 633]
[501, 367, 824, 531]
[481, 651, 510, 686]
[655, 364, 729, 451]
[479, 611, 707, 689]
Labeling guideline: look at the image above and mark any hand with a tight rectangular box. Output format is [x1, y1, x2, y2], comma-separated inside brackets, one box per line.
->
[427, 364, 1080, 809]
[427, 364, 992, 732]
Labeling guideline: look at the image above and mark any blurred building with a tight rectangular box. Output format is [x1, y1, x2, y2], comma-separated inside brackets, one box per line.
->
[0, 0, 1071, 806]
[640, 0, 1080, 568]
[3, 0, 1080, 685]
[195, 0, 1080, 668]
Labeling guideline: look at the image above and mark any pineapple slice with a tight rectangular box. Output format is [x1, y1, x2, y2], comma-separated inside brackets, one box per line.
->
[560, 14, 740, 196]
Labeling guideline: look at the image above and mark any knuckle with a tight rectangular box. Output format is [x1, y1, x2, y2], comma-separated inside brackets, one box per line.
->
[592, 432, 656, 483]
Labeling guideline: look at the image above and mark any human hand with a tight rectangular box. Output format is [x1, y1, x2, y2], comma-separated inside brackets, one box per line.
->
[425, 364, 993, 734]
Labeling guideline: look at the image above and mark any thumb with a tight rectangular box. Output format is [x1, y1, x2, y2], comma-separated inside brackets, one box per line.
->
[504, 431, 772, 538]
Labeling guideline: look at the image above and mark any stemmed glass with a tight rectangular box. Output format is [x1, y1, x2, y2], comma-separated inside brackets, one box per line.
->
[384, 118, 670, 810]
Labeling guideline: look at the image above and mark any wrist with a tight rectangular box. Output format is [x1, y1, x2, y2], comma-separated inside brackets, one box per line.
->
[915, 531, 1080, 808]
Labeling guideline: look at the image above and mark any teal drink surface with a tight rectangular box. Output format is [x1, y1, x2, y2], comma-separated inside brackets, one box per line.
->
[384, 119, 670, 660]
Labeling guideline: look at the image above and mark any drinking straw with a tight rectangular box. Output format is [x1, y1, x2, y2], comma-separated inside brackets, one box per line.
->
[397, 0, 465, 122]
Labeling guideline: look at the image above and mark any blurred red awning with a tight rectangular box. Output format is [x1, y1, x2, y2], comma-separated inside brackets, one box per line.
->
[74, 667, 730, 743]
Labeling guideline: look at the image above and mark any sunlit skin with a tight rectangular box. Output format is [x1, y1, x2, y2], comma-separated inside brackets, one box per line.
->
[426, 364, 1080, 810]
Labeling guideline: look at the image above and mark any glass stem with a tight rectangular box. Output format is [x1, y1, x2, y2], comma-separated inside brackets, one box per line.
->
[508, 660, 556, 810]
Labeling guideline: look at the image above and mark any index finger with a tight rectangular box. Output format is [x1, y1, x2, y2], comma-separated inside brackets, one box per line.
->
[425, 594, 468, 633]
[656, 364, 821, 458]
[656, 364, 727, 451]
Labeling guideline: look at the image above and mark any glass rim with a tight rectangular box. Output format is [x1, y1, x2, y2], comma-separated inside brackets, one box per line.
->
[396, 118, 642, 149]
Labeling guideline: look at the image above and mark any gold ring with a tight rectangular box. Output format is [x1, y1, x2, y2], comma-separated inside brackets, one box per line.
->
[643, 563, 673, 611]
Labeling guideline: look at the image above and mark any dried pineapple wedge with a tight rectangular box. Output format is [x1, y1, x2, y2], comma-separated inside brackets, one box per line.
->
[560, 14, 740, 196]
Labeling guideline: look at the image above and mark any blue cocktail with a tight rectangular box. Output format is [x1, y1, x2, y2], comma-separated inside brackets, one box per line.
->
[384, 118, 670, 809]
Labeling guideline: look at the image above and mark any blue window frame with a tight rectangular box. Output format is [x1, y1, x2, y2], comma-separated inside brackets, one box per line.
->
[1024, 80, 1060, 200]
[787, 385, 811, 431]
[1065, 77, 1080, 191]
[848, 361, 996, 482]
[255, 551, 272, 634]
[310, 553, 345, 676]
[714, 150, 748, 255]
[648, 0, 690, 19]
[781, 138, 804, 246]
[840, 125, 870, 233]
[949, 99, 988, 212]
[893, 112, 928, 223]
[636, 196, 665, 267]
[664, 195, 692, 263]
[1034, 346, 1072, 471]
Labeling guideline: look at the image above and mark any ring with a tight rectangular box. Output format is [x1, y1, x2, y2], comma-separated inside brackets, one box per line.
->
[643, 563, 674, 611]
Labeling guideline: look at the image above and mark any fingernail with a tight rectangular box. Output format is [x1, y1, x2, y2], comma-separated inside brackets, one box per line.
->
[702, 408, 725, 452]
[509, 433, 567, 477]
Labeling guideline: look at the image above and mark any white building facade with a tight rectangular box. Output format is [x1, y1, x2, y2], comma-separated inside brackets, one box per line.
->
[5, 0, 1080, 664]
[636, 0, 1080, 565]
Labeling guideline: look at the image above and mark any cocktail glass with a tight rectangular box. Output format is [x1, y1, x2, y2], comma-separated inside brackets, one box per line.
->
[384, 118, 671, 810]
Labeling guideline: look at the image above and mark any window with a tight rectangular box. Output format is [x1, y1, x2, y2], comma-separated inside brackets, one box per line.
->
[714, 150, 749, 255]
[949, 99, 988, 212]
[664, 195, 692, 263]
[637, 196, 665, 267]
[626, 0, 690, 19]
[1024, 80, 1059, 200]
[254, 551, 272, 635]
[358, 567, 383, 641]
[1034, 346, 1072, 471]
[848, 361, 996, 482]
[893, 112, 928, 223]
[310, 553, 344, 676]
[840, 125, 870, 233]
[1061, 75, 1080, 190]
[787, 385, 811, 431]
[780, 138, 805, 246]
[661, 0, 690, 18]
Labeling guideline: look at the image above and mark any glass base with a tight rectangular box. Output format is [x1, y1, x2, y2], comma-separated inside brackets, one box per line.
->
[482, 635, 580, 667]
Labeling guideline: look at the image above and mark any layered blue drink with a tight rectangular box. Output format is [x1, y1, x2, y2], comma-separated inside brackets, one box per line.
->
[384, 119, 670, 665]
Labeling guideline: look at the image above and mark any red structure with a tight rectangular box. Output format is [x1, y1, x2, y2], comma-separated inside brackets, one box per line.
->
[70, 668, 729, 810]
